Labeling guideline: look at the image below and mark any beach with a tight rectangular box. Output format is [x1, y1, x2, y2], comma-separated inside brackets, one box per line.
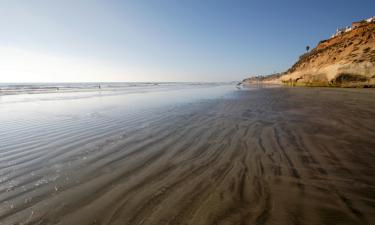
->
[1, 85, 375, 225]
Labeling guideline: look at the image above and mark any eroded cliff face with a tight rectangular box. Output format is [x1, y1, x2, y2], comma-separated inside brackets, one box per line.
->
[281, 22, 375, 87]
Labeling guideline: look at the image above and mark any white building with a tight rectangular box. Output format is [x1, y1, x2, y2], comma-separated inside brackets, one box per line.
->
[331, 16, 374, 39]
[366, 16, 375, 23]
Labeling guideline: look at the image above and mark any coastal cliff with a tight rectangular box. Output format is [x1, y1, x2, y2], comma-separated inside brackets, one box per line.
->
[244, 17, 375, 87]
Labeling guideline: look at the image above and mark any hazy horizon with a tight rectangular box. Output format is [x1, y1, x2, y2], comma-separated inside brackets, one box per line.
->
[1, 0, 374, 83]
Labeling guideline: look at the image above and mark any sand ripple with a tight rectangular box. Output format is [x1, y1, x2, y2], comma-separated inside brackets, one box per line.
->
[1, 88, 375, 225]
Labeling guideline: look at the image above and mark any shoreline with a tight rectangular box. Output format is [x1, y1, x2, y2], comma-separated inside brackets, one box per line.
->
[241, 80, 375, 88]
[0, 82, 230, 96]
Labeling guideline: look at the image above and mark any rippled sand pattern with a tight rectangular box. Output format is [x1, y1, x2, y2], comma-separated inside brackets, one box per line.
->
[1, 88, 375, 225]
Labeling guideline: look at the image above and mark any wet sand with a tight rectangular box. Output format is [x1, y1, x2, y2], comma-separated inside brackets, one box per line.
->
[1, 87, 375, 225]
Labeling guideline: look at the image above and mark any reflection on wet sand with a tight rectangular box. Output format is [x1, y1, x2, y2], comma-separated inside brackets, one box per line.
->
[1, 87, 375, 225]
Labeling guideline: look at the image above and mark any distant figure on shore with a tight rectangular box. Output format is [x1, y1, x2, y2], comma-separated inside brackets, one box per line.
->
[98, 84, 101, 89]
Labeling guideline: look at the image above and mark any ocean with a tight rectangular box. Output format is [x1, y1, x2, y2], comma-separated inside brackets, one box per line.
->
[0, 82, 232, 96]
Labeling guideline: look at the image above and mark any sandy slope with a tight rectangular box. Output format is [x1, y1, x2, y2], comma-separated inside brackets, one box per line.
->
[1, 88, 375, 225]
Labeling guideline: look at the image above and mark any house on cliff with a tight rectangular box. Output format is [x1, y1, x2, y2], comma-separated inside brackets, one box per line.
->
[331, 16, 374, 38]
[352, 16, 375, 29]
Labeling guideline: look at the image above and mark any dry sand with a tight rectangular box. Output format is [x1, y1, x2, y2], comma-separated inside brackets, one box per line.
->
[1, 87, 375, 225]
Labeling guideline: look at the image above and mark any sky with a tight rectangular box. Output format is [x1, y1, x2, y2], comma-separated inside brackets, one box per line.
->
[0, 0, 374, 83]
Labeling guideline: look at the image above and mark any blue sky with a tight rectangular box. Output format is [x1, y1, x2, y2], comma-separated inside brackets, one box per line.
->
[0, 0, 374, 82]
